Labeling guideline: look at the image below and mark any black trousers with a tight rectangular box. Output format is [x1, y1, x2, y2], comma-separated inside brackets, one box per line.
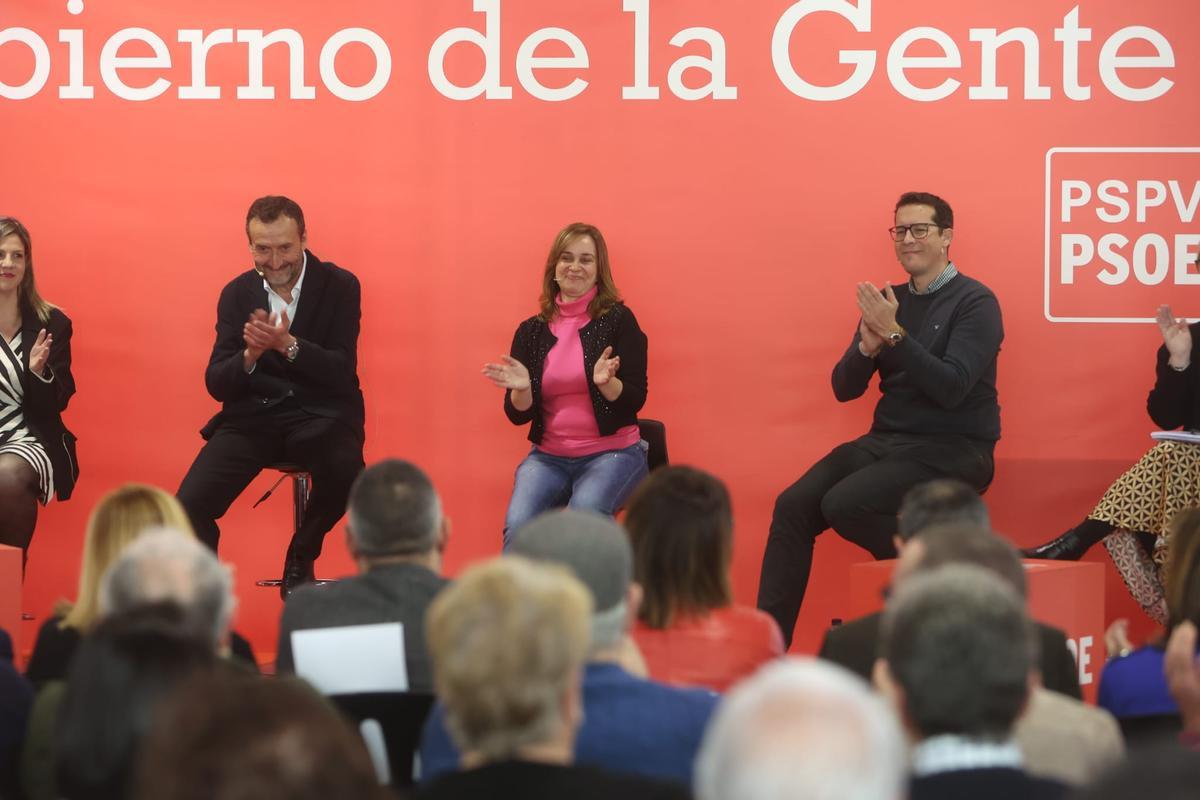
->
[757, 431, 994, 648]
[177, 403, 364, 562]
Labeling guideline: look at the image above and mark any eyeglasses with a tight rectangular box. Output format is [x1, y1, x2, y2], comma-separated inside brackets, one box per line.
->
[888, 223, 941, 241]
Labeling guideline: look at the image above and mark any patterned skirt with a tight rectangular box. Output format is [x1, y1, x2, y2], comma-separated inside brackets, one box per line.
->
[1095, 440, 1200, 623]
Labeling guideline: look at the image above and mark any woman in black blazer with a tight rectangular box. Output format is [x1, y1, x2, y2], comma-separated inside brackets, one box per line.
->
[0, 217, 78, 566]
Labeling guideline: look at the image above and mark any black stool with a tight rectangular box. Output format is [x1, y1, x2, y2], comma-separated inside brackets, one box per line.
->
[638, 419, 669, 471]
[254, 463, 334, 591]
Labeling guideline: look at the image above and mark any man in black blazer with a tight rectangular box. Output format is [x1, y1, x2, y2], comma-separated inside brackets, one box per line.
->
[819, 479, 1081, 698]
[178, 196, 365, 597]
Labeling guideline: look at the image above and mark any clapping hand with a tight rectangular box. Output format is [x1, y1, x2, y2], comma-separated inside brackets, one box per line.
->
[593, 346, 620, 386]
[1164, 620, 1200, 734]
[482, 355, 531, 391]
[28, 328, 52, 377]
[1156, 305, 1192, 367]
[857, 282, 899, 337]
[858, 318, 883, 356]
[245, 309, 292, 354]
[1104, 618, 1133, 659]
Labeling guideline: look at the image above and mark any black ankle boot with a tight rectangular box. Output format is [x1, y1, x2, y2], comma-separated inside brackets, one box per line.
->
[1022, 519, 1112, 560]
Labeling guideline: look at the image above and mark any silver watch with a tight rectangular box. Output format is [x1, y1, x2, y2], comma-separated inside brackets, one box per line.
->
[286, 339, 300, 362]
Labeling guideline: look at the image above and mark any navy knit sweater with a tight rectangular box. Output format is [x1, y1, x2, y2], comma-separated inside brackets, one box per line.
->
[832, 273, 1003, 441]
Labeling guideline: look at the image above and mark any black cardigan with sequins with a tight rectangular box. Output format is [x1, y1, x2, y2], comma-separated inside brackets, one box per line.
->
[503, 302, 648, 444]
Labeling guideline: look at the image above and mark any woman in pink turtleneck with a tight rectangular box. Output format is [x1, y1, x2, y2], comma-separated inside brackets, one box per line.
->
[483, 223, 649, 546]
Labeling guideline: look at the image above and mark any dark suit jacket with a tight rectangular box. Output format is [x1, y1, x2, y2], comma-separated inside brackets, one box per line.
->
[18, 299, 78, 500]
[818, 611, 1082, 699]
[275, 562, 449, 692]
[911, 767, 1066, 800]
[200, 252, 364, 441]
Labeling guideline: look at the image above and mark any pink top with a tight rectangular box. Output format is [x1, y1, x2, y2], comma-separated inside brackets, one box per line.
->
[539, 287, 640, 457]
[633, 605, 785, 693]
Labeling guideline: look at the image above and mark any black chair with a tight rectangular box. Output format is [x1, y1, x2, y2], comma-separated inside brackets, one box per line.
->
[330, 692, 435, 787]
[1118, 713, 1183, 752]
[638, 419, 669, 471]
[253, 463, 332, 590]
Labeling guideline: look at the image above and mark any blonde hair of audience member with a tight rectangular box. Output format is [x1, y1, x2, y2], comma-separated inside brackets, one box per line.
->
[695, 659, 906, 800]
[1165, 508, 1200, 631]
[60, 484, 194, 631]
[426, 556, 592, 766]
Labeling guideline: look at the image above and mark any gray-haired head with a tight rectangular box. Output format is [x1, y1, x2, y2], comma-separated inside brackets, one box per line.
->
[881, 564, 1035, 742]
[508, 509, 632, 652]
[910, 523, 1028, 599]
[347, 459, 442, 557]
[98, 527, 236, 650]
[695, 658, 906, 800]
[897, 479, 989, 542]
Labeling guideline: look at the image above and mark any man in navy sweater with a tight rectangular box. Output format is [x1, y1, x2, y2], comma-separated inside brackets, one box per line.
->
[757, 191, 1004, 648]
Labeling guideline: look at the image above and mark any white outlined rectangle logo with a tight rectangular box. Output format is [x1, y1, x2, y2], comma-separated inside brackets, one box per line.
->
[1044, 147, 1200, 324]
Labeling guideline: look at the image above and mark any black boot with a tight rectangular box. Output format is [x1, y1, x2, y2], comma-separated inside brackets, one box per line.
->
[1022, 518, 1113, 560]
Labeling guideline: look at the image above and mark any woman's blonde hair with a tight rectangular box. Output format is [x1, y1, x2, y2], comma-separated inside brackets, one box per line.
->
[0, 217, 54, 324]
[427, 557, 591, 760]
[1166, 508, 1200, 632]
[60, 484, 194, 631]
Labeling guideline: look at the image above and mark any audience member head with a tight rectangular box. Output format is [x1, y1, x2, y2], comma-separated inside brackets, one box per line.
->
[509, 508, 634, 654]
[63, 483, 194, 631]
[878, 565, 1035, 743]
[99, 528, 235, 651]
[896, 522, 1026, 598]
[896, 479, 989, 543]
[55, 603, 216, 800]
[134, 671, 387, 800]
[426, 556, 591, 765]
[345, 458, 447, 567]
[1166, 508, 1200, 632]
[625, 465, 733, 628]
[695, 659, 906, 800]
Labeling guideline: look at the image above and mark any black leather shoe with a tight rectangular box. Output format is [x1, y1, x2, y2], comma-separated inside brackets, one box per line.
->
[281, 554, 315, 600]
[1021, 531, 1092, 561]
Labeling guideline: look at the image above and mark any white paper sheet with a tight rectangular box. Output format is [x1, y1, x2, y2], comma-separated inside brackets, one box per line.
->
[291, 622, 409, 695]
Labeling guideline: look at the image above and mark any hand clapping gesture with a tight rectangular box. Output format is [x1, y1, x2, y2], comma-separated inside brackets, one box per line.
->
[858, 318, 884, 357]
[593, 346, 620, 387]
[482, 355, 531, 392]
[244, 309, 292, 355]
[1156, 304, 1192, 368]
[28, 328, 52, 378]
[856, 282, 900, 338]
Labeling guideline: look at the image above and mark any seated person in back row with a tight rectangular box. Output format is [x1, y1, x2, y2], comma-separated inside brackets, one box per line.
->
[625, 465, 783, 693]
[417, 556, 687, 800]
[818, 480, 1081, 700]
[421, 510, 717, 789]
[275, 458, 450, 692]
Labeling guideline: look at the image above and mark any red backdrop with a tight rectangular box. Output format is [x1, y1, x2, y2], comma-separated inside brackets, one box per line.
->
[5, 0, 1199, 661]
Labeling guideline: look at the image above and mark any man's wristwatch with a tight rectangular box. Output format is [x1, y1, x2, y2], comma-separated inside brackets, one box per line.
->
[886, 325, 906, 347]
[285, 338, 300, 362]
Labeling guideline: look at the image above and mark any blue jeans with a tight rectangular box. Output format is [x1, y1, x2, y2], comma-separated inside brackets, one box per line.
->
[503, 441, 649, 547]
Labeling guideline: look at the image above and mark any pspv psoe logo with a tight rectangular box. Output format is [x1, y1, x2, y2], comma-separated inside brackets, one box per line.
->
[1045, 147, 1200, 323]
